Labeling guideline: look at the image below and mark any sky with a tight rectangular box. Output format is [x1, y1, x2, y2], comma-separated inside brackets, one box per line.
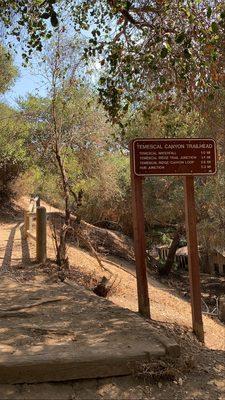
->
[2, 38, 99, 109]
[0, 3, 109, 109]
[2, 52, 47, 108]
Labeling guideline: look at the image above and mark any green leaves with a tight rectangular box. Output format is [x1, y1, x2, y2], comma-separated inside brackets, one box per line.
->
[221, 10, 225, 19]
[99, 76, 106, 85]
[50, 12, 58, 27]
[0, 0, 59, 56]
[211, 22, 218, 33]
[0, 0, 225, 124]
[161, 46, 168, 58]
[175, 32, 185, 44]
[159, 76, 166, 84]
[183, 48, 191, 59]
[41, 12, 50, 19]
[207, 7, 212, 19]
[160, 42, 172, 59]
[0, 45, 18, 94]
[0, 102, 30, 196]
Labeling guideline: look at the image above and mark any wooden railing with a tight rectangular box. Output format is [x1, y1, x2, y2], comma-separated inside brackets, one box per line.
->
[24, 197, 47, 263]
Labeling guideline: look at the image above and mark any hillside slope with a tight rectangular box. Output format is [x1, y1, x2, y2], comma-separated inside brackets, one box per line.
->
[0, 198, 224, 399]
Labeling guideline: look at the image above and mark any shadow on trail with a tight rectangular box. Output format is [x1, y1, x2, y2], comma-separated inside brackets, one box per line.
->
[0, 276, 224, 400]
[1, 222, 20, 273]
[20, 225, 31, 264]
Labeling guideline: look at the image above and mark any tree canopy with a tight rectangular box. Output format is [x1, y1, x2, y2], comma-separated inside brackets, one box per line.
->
[76, 1, 225, 120]
[0, 45, 17, 93]
[1, 1, 225, 272]
[0, 103, 30, 200]
[0, 0, 59, 53]
[1, 1, 225, 119]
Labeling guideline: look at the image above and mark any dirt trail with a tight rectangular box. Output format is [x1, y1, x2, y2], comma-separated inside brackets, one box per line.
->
[0, 199, 224, 400]
[61, 245, 225, 351]
[0, 201, 224, 350]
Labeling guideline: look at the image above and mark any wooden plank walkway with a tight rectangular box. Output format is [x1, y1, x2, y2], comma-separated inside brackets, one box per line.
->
[0, 275, 179, 384]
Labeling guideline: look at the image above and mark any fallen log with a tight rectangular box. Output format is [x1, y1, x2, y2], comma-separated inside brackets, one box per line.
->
[49, 212, 135, 262]
[76, 219, 135, 261]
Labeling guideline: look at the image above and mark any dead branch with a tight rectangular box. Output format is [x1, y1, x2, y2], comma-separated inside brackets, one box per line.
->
[0, 312, 35, 318]
[77, 230, 113, 277]
[0, 297, 66, 313]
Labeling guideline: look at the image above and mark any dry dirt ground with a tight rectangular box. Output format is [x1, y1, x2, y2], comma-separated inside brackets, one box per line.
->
[0, 198, 224, 400]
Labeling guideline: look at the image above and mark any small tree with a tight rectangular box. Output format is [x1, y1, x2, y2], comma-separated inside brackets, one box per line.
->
[19, 32, 114, 267]
[33, 34, 85, 266]
[0, 103, 29, 202]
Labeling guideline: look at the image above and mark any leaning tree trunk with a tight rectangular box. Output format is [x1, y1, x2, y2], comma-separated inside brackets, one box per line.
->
[159, 227, 184, 276]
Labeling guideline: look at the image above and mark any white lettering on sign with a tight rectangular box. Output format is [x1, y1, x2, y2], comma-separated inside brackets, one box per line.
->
[132, 139, 217, 176]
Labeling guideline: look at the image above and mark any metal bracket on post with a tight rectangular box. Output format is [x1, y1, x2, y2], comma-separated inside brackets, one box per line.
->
[36, 206, 47, 263]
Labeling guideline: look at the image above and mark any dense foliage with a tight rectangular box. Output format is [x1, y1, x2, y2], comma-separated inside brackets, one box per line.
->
[13, 87, 225, 257]
[74, 1, 225, 121]
[0, 45, 17, 93]
[2, 1, 225, 119]
[0, 44, 25, 200]
[0, 103, 29, 200]
[1, 2, 225, 270]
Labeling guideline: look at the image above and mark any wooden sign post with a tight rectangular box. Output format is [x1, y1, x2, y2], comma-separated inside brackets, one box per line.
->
[184, 176, 204, 342]
[130, 148, 150, 319]
[130, 138, 217, 342]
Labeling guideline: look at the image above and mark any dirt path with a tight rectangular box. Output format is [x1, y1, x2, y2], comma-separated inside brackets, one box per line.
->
[0, 203, 224, 400]
[62, 246, 225, 352]
[0, 197, 59, 277]
[0, 222, 31, 271]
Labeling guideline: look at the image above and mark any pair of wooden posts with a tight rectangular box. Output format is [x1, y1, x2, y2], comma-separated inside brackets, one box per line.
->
[24, 207, 47, 263]
[130, 138, 217, 343]
[131, 172, 204, 342]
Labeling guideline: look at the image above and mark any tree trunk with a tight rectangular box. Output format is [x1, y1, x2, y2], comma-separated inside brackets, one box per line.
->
[56, 227, 69, 268]
[54, 144, 71, 267]
[55, 147, 70, 225]
[159, 227, 183, 276]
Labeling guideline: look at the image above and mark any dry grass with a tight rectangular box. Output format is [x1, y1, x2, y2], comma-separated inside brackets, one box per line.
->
[134, 356, 195, 383]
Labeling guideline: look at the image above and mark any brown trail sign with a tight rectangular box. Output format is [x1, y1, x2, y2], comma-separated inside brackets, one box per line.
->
[133, 138, 216, 176]
[130, 138, 217, 342]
